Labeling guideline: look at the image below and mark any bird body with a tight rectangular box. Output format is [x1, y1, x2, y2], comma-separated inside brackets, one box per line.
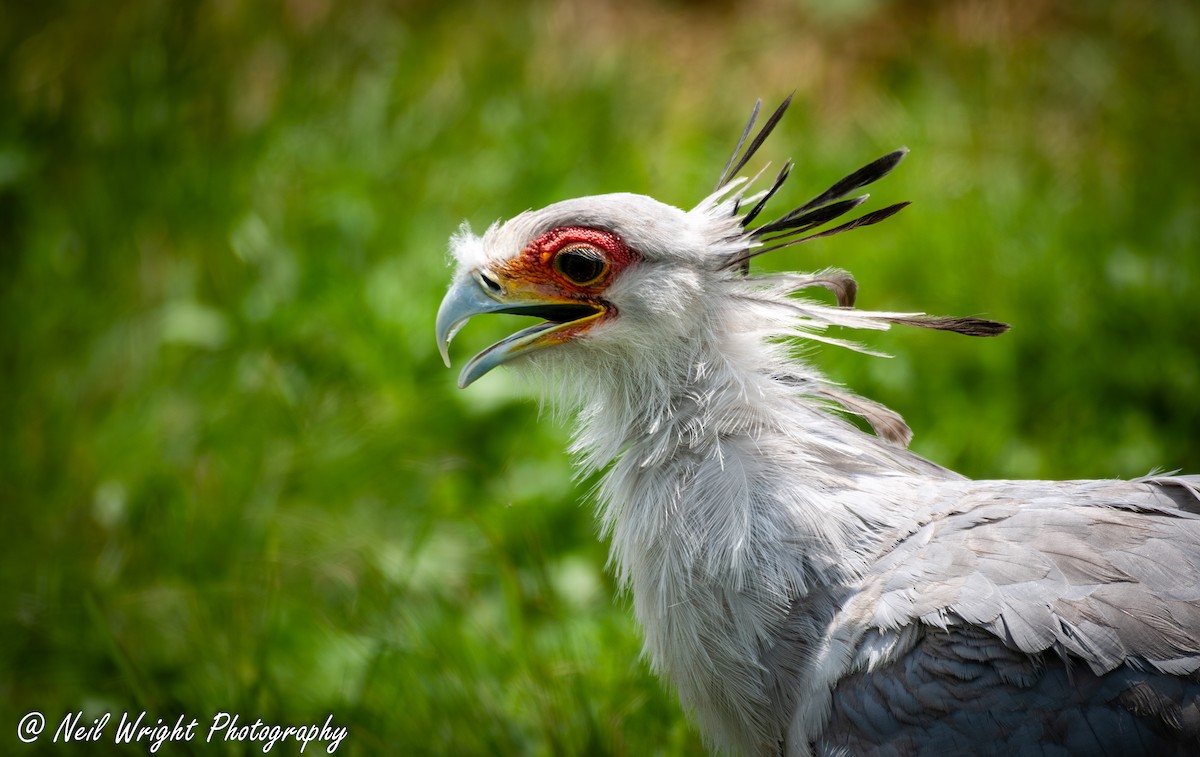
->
[436, 98, 1200, 755]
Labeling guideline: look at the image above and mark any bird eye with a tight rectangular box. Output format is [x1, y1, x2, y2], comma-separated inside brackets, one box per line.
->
[553, 246, 608, 286]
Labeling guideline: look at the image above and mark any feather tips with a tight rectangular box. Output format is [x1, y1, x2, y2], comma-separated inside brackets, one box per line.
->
[884, 314, 1010, 337]
[816, 387, 913, 447]
[716, 94, 794, 192]
[790, 148, 908, 219]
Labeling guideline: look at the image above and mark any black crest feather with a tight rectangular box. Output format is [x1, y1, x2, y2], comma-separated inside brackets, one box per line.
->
[716, 97, 913, 274]
[885, 315, 1011, 337]
[716, 94, 794, 192]
[715, 96, 1009, 337]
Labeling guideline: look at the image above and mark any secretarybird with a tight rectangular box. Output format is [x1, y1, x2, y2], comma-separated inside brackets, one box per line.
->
[435, 96, 1200, 755]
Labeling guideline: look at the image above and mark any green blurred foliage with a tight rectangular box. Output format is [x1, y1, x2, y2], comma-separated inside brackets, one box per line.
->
[1, 0, 1197, 754]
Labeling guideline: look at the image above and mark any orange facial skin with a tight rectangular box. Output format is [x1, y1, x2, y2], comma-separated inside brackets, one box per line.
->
[438, 225, 643, 387]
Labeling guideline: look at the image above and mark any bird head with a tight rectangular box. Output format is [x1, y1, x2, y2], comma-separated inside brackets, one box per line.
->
[437, 97, 1007, 400]
[436, 192, 745, 389]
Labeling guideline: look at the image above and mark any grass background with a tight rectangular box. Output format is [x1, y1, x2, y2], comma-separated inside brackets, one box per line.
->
[3, 0, 1198, 754]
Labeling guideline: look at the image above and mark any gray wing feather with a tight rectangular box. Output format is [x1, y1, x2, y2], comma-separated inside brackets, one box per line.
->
[868, 476, 1200, 675]
[823, 475, 1200, 754]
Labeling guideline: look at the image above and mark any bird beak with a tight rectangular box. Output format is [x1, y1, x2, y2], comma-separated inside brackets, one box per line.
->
[436, 271, 604, 388]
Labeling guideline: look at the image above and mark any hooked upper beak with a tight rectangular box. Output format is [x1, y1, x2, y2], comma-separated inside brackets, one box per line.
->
[435, 270, 605, 388]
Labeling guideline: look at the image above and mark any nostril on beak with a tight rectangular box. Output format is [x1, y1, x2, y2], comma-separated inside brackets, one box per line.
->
[477, 270, 504, 297]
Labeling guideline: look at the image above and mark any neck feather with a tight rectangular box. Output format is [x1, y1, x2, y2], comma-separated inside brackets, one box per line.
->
[538, 289, 959, 755]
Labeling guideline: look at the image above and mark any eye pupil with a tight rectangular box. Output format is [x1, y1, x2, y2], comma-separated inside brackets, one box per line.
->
[555, 248, 607, 285]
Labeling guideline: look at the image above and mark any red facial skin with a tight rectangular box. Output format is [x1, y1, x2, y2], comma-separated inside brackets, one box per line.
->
[491, 226, 639, 343]
[500, 226, 637, 290]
